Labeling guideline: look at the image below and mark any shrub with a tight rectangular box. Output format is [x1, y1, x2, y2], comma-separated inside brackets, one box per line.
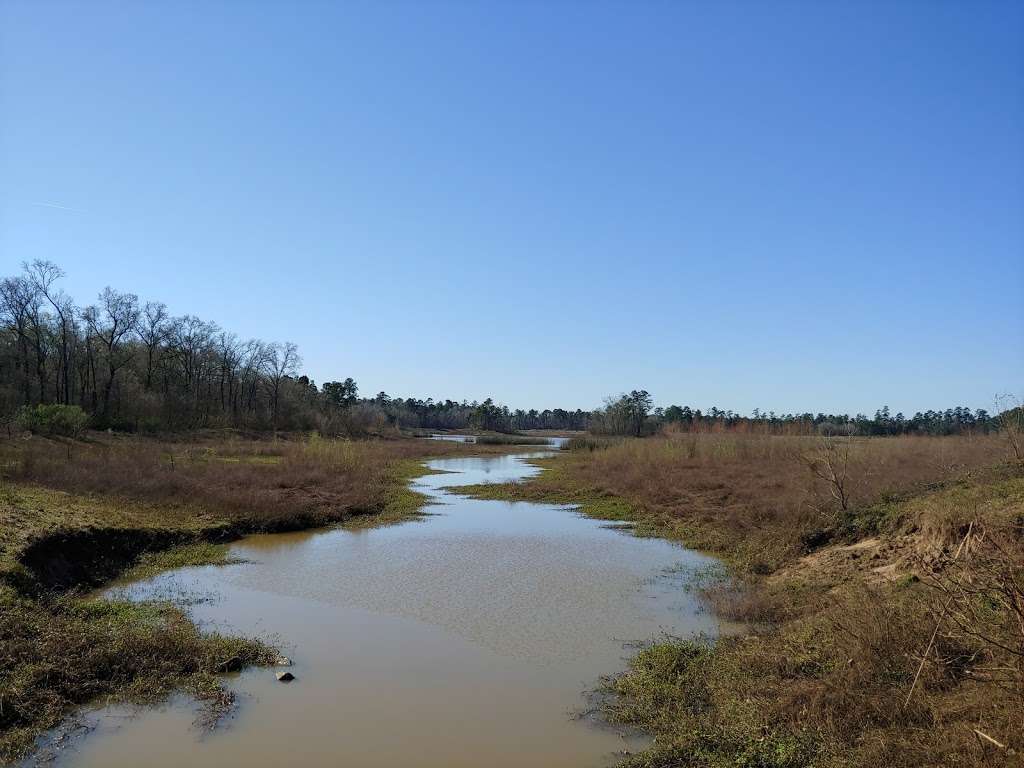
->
[15, 404, 90, 438]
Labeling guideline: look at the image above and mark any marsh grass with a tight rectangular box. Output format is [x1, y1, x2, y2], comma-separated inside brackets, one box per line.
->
[0, 434, 483, 543]
[566, 435, 627, 452]
[0, 586, 275, 762]
[554, 433, 1009, 569]
[608, 557, 1023, 768]
[460, 435, 1008, 570]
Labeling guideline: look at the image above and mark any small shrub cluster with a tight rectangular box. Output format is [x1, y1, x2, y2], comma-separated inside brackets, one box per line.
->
[605, 638, 819, 768]
[15, 404, 89, 438]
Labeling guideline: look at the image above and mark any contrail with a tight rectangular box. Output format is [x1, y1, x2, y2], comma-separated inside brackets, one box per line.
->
[31, 201, 87, 213]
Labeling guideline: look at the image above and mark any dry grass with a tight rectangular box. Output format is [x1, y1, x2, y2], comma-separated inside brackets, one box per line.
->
[1, 435, 485, 594]
[3, 435, 474, 537]
[4, 431, 1018, 766]
[601, 470, 1024, 768]
[544, 433, 1008, 571]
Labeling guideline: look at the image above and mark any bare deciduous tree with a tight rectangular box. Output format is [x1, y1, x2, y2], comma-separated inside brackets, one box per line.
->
[803, 435, 854, 514]
[136, 301, 170, 390]
[0, 276, 38, 405]
[25, 260, 79, 405]
[267, 342, 300, 429]
[82, 287, 140, 418]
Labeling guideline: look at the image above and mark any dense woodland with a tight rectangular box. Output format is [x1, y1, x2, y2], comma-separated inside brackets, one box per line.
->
[0, 262, 1011, 438]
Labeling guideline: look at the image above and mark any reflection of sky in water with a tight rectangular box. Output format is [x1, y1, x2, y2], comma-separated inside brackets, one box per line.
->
[43, 452, 722, 768]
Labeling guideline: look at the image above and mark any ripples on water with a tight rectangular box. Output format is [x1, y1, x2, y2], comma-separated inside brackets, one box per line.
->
[35, 450, 721, 768]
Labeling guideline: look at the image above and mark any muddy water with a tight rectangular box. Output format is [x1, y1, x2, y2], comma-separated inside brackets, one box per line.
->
[41, 451, 721, 767]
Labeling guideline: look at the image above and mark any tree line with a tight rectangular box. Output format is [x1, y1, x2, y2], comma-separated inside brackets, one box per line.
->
[0, 261, 587, 434]
[590, 392, 1006, 437]
[314, 390, 589, 434]
[0, 261, 1007, 438]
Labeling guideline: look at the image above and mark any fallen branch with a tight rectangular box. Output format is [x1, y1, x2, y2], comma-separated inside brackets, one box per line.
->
[973, 728, 1006, 750]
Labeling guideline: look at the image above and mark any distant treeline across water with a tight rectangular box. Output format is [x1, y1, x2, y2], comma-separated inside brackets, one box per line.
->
[0, 261, 1008, 437]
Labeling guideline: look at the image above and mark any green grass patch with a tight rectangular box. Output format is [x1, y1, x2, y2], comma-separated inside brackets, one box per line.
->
[122, 542, 241, 581]
[603, 637, 821, 768]
[0, 589, 276, 763]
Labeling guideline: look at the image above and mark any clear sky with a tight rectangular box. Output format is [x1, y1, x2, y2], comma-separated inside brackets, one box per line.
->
[1, 1, 1021, 415]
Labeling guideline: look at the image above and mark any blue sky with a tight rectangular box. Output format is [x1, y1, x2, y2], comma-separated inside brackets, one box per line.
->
[1, 0, 1021, 414]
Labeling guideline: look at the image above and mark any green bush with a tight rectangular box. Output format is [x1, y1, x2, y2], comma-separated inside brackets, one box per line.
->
[16, 404, 90, 438]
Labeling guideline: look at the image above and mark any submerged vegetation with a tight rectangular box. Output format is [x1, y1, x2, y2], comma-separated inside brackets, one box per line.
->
[459, 432, 1024, 766]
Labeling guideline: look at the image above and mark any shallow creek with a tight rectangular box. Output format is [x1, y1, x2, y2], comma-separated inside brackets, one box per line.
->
[39, 448, 722, 767]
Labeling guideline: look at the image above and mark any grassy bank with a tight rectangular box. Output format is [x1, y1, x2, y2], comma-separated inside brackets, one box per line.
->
[0, 587, 276, 762]
[457, 433, 1023, 767]
[0, 433, 480, 762]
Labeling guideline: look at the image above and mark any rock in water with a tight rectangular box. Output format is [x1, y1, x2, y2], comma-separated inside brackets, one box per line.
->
[215, 656, 242, 673]
[275, 670, 295, 682]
